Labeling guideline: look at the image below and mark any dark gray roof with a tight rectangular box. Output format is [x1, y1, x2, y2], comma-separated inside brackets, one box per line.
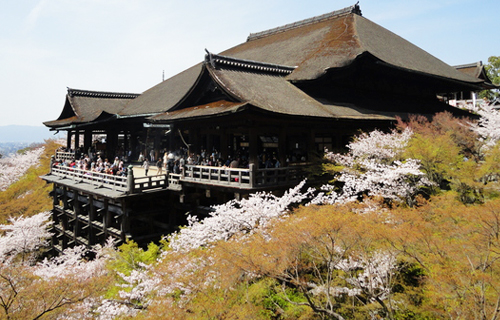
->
[44, 88, 139, 128]
[454, 62, 499, 89]
[150, 100, 248, 121]
[221, 10, 482, 84]
[45, 4, 487, 128]
[118, 64, 204, 117]
[149, 60, 465, 123]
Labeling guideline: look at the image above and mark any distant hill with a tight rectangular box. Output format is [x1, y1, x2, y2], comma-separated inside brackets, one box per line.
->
[0, 125, 65, 143]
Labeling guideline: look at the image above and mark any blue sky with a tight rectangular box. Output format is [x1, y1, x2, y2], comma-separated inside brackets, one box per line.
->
[0, 0, 498, 126]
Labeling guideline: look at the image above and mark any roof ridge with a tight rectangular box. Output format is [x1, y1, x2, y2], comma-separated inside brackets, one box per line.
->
[453, 62, 483, 69]
[67, 88, 140, 99]
[205, 51, 296, 75]
[247, 3, 361, 42]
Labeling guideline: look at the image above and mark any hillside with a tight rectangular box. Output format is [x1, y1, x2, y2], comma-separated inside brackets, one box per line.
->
[2, 109, 500, 319]
[0, 139, 61, 223]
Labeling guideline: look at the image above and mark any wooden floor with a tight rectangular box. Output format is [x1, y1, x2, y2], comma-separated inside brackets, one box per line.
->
[130, 165, 164, 178]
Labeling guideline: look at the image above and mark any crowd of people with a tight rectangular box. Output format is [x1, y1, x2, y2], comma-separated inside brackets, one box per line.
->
[138, 148, 283, 176]
[54, 148, 128, 177]
[55, 146, 288, 178]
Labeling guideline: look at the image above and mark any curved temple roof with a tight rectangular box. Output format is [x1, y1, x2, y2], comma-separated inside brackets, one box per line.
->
[45, 4, 486, 129]
[43, 88, 139, 128]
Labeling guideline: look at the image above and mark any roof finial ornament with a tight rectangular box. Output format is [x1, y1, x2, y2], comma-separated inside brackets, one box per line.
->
[353, 1, 362, 16]
[205, 49, 216, 68]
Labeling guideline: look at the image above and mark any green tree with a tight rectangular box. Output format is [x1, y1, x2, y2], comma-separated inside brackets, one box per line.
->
[479, 55, 500, 100]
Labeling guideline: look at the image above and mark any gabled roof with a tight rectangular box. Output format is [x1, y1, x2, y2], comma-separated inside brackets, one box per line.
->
[148, 52, 470, 123]
[222, 6, 482, 85]
[45, 4, 488, 128]
[150, 100, 248, 122]
[118, 64, 204, 117]
[44, 88, 139, 128]
[454, 62, 499, 90]
[126, 4, 485, 120]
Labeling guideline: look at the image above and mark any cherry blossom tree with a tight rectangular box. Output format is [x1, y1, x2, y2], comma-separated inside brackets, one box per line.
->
[0, 211, 52, 264]
[168, 180, 312, 252]
[311, 128, 433, 206]
[0, 146, 45, 191]
[469, 104, 500, 150]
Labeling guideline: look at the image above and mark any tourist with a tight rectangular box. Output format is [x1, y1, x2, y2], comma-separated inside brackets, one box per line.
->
[229, 157, 239, 168]
[143, 158, 150, 176]
[157, 158, 163, 175]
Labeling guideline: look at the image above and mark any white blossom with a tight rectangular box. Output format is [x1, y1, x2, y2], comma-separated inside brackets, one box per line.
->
[0, 211, 52, 264]
[94, 299, 140, 320]
[34, 238, 113, 280]
[316, 128, 432, 205]
[116, 265, 161, 305]
[336, 250, 397, 302]
[469, 104, 500, 150]
[309, 283, 361, 297]
[343, 128, 413, 161]
[0, 146, 45, 191]
[167, 180, 312, 252]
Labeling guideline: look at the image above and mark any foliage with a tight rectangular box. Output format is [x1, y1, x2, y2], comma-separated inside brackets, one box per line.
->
[5, 109, 500, 319]
[0, 139, 62, 223]
[167, 180, 312, 252]
[0, 211, 52, 264]
[316, 127, 432, 206]
[386, 194, 500, 319]
[0, 211, 113, 319]
[398, 113, 493, 203]
[107, 240, 161, 276]
[479, 55, 500, 100]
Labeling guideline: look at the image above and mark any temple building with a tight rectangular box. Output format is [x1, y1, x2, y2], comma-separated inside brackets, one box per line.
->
[42, 4, 490, 251]
[447, 61, 499, 109]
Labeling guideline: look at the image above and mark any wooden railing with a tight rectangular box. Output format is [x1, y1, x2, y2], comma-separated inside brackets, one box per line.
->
[132, 174, 168, 192]
[254, 166, 301, 187]
[181, 164, 301, 189]
[50, 161, 301, 194]
[50, 166, 129, 192]
[55, 151, 76, 162]
[182, 165, 251, 187]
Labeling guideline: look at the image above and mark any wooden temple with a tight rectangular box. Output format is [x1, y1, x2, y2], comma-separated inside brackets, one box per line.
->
[42, 4, 488, 251]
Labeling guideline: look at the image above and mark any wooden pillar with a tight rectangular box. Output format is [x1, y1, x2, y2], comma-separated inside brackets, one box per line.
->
[61, 186, 69, 210]
[192, 128, 201, 155]
[142, 129, 148, 157]
[121, 201, 130, 242]
[72, 191, 79, 244]
[307, 129, 315, 161]
[279, 127, 287, 166]
[88, 195, 95, 245]
[153, 129, 161, 160]
[123, 132, 129, 156]
[249, 128, 258, 166]
[59, 186, 68, 249]
[130, 130, 138, 161]
[206, 133, 213, 154]
[84, 130, 92, 154]
[74, 130, 80, 150]
[51, 185, 59, 249]
[106, 129, 118, 161]
[103, 199, 110, 239]
[220, 130, 228, 161]
[66, 131, 72, 150]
